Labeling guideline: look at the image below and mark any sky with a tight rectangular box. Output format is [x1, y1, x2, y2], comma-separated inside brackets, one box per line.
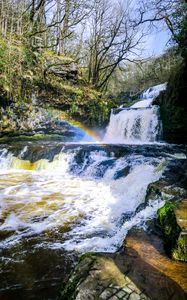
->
[144, 29, 171, 57]
[128, 0, 173, 58]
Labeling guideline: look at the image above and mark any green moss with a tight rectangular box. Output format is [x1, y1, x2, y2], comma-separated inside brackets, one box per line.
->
[172, 235, 187, 262]
[38, 75, 113, 126]
[0, 36, 115, 131]
[78, 252, 100, 262]
[157, 201, 181, 257]
[157, 201, 176, 223]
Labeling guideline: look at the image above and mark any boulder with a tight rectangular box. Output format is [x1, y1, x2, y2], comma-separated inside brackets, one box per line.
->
[119, 228, 187, 299]
[59, 228, 187, 300]
[45, 57, 78, 81]
[157, 199, 187, 261]
[59, 253, 150, 300]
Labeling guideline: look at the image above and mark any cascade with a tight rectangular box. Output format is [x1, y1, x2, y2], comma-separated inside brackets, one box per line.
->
[0, 144, 165, 252]
[1, 142, 186, 253]
[1, 82, 187, 300]
[104, 83, 166, 143]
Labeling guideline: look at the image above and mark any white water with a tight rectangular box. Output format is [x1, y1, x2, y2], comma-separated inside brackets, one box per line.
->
[141, 83, 167, 100]
[0, 148, 163, 252]
[104, 83, 167, 143]
[0, 83, 169, 253]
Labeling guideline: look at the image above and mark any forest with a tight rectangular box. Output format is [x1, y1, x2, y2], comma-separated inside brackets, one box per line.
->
[0, 0, 186, 131]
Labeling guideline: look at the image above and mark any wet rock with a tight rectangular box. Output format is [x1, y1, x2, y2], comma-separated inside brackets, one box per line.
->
[157, 201, 181, 255]
[95, 159, 116, 178]
[145, 180, 187, 204]
[157, 199, 187, 261]
[59, 228, 187, 300]
[113, 166, 131, 180]
[0, 229, 16, 240]
[118, 228, 187, 300]
[153, 61, 187, 144]
[59, 253, 150, 300]
[145, 158, 187, 206]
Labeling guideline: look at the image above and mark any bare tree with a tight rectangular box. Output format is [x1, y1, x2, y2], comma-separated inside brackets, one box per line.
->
[84, 0, 146, 90]
[134, 0, 186, 43]
[24, 0, 90, 53]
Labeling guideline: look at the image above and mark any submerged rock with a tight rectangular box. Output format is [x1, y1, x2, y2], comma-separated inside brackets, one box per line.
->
[113, 165, 131, 180]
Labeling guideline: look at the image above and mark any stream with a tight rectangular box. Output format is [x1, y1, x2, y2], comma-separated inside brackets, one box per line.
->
[0, 83, 186, 300]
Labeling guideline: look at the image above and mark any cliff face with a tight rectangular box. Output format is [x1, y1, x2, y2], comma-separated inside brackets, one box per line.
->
[154, 61, 187, 144]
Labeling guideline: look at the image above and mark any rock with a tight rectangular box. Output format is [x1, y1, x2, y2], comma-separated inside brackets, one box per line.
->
[59, 228, 187, 300]
[145, 157, 187, 205]
[157, 199, 187, 261]
[118, 228, 187, 300]
[95, 159, 116, 178]
[153, 61, 187, 143]
[113, 165, 131, 180]
[45, 57, 78, 81]
[59, 253, 150, 300]
[137, 156, 187, 215]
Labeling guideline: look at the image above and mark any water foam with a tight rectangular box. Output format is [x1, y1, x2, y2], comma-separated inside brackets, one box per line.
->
[0, 147, 163, 252]
[104, 83, 166, 144]
[141, 83, 167, 100]
[104, 106, 160, 143]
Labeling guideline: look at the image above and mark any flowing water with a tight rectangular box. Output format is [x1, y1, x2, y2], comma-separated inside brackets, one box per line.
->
[0, 83, 186, 300]
[104, 83, 166, 143]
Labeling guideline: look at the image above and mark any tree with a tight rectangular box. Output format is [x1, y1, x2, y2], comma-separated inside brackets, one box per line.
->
[135, 0, 187, 57]
[84, 0, 146, 90]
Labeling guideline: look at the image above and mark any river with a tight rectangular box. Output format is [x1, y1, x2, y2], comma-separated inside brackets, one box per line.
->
[0, 83, 186, 299]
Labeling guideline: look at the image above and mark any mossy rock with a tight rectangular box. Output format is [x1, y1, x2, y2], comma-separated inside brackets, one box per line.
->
[172, 234, 187, 261]
[157, 200, 187, 261]
[157, 201, 180, 252]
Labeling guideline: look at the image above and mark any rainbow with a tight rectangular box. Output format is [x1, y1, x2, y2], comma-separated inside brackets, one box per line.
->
[68, 119, 102, 142]
[47, 108, 102, 142]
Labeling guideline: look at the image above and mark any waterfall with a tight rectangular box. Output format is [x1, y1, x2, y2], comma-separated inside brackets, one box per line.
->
[104, 83, 166, 143]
